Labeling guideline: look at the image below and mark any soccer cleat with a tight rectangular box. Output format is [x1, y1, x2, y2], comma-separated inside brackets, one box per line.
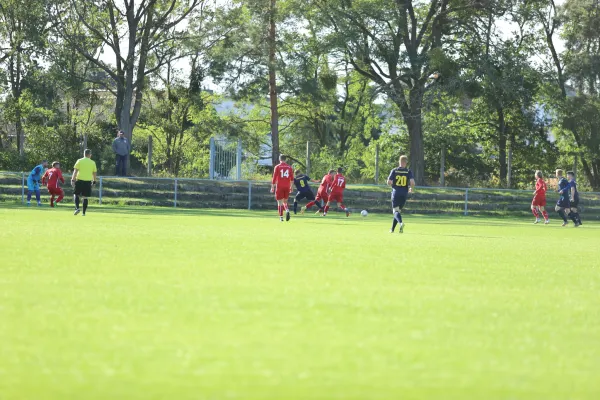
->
[534, 218, 540, 224]
[301, 206, 306, 215]
[37, 202, 42, 207]
[74, 209, 80, 215]
[544, 219, 549, 224]
[285, 211, 290, 222]
[82, 213, 86, 217]
[399, 223, 404, 233]
[345, 209, 350, 217]
[574, 222, 580, 227]
[561, 221, 568, 227]
[280, 216, 284, 222]
[26, 202, 31, 206]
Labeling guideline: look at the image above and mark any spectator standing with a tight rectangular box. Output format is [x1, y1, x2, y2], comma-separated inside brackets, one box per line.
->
[112, 130, 130, 176]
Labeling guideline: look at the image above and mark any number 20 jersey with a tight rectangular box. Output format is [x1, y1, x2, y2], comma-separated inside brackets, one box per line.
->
[388, 167, 413, 195]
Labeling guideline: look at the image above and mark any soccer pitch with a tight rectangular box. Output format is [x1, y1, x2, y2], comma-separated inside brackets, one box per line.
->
[1, 206, 599, 400]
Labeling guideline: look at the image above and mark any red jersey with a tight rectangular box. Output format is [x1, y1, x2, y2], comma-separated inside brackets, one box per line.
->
[318, 174, 333, 194]
[330, 173, 346, 193]
[42, 168, 65, 189]
[535, 178, 547, 196]
[272, 162, 294, 189]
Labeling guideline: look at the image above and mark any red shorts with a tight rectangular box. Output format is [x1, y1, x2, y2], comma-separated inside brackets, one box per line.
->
[328, 191, 344, 203]
[532, 195, 546, 207]
[275, 186, 291, 201]
[315, 191, 329, 203]
[48, 187, 63, 195]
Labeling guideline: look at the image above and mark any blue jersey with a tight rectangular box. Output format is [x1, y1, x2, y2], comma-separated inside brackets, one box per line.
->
[568, 179, 579, 202]
[558, 177, 569, 197]
[388, 167, 413, 195]
[28, 164, 46, 182]
[294, 175, 313, 193]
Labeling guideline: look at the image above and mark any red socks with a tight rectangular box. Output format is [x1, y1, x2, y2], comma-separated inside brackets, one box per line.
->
[277, 205, 283, 216]
[541, 210, 549, 220]
[532, 208, 539, 218]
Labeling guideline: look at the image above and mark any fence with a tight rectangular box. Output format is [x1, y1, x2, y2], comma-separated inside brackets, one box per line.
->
[2, 171, 600, 218]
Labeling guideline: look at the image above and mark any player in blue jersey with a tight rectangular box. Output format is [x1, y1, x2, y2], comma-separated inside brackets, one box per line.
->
[26, 160, 48, 206]
[387, 155, 415, 233]
[566, 171, 582, 226]
[292, 169, 321, 214]
[554, 169, 572, 226]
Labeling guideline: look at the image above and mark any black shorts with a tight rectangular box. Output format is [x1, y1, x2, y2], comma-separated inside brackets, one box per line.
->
[392, 191, 407, 209]
[74, 180, 92, 197]
[571, 198, 579, 209]
[556, 196, 570, 209]
[295, 190, 315, 202]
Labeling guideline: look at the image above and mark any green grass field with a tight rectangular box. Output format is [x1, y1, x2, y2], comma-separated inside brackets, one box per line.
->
[1, 205, 599, 400]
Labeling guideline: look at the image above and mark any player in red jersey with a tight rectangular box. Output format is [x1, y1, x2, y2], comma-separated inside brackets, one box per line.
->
[41, 161, 65, 207]
[271, 154, 294, 221]
[531, 170, 549, 224]
[302, 169, 334, 214]
[324, 167, 350, 217]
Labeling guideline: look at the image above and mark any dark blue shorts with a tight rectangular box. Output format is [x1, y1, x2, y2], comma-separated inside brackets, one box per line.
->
[556, 197, 571, 209]
[392, 191, 407, 209]
[571, 197, 579, 208]
[295, 190, 315, 202]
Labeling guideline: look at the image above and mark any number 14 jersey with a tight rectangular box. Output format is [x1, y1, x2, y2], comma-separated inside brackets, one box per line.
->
[272, 162, 294, 189]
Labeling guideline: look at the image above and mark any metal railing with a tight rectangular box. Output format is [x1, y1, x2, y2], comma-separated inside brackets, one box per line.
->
[2, 171, 600, 216]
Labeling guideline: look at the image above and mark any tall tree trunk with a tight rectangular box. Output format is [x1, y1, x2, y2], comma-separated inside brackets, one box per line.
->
[498, 107, 507, 184]
[406, 87, 425, 185]
[268, 0, 279, 166]
[507, 127, 514, 188]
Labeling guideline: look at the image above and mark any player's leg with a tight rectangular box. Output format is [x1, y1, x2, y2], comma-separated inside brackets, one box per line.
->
[293, 192, 303, 214]
[395, 196, 407, 233]
[568, 203, 581, 226]
[82, 196, 88, 215]
[339, 197, 350, 217]
[555, 204, 569, 226]
[56, 188, 64, 204]
[49, 188, 55, 207]
[284, 199, 291, 221]
[73, 182, 81, 214]
[35, 184, 42, 206]
[531, 203, 540, 223]
[539, 206, 549, 223]
[26, 179, 34, 205]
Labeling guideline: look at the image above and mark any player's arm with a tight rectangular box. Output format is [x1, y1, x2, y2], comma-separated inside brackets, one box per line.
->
[570, 185, 576, 200]
[559, 181, 570, 195]
[409, 178, 416, 193]
[71, 168, 79, 187]
[41, 170, 49, 185]
[270, 167, 278, 193]
[93, 171, 97, 185]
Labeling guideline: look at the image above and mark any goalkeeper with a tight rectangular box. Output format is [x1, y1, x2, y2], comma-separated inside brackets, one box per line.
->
[26, 160, 48, 206]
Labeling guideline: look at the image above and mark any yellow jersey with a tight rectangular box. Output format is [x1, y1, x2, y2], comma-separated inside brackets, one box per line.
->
[74, 157, 97, 181]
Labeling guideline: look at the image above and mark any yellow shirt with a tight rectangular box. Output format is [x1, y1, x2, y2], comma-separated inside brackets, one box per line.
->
[74, 157, 97, 181]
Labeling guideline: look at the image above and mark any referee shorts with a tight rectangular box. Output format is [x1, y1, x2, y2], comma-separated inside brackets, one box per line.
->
[74, 180, 93, 197]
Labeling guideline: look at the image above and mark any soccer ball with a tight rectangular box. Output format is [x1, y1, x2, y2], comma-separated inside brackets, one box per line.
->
[361, 210, 368, 217]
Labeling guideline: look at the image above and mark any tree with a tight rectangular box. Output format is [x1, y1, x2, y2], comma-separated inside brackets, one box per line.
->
[0, 0, 51, 155]
[312, 0, 484, 185]
[51, 0, 202, 165]
[532, 0, 600, 189]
